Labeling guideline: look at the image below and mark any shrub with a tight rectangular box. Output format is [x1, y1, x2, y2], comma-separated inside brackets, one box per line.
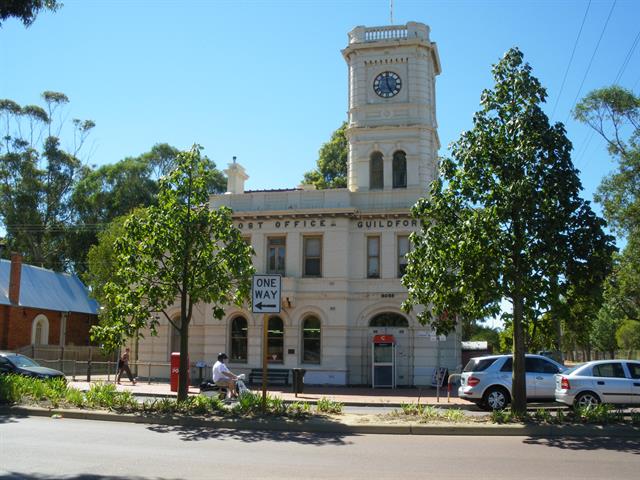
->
[85, 383, 118, 409]
[400, 402, 424, 416]
[419, 405, 440, 422]
[0, 374, 23, 404]
[64, 388, 85, 408]
[442, 409, 467, 423]
[153, 398, 178, 414]
[533, 408, 553, 423]
[112, 391, 138, 412]
[316, 397, 343, 415]
[288, 401, 311, 418]
[574, 404, 616, 424]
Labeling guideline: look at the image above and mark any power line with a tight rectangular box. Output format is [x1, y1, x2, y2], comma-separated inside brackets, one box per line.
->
[613, 27, 640, 85]
[565, 0, 617, 124]
[550, 0, 592, 122]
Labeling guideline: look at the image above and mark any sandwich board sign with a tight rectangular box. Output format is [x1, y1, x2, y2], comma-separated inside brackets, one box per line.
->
[252, 274, 281, 314]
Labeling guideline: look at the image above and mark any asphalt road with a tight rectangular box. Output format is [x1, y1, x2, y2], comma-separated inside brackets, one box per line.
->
[1, 416, 639, 479]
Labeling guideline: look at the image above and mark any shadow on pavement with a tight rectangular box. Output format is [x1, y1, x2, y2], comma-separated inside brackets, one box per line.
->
[0, 475, 178, 480]
[146, 423, 355, 446]
[0, 410, 27, 424]
[523, 436, 640, 454]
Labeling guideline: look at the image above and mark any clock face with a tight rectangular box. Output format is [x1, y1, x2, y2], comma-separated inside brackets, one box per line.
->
[373, 71, 402, 98]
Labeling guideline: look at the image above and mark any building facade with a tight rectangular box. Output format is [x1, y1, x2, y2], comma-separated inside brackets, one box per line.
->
[136, 22, 461, 386]
[0, 254, 99, 351]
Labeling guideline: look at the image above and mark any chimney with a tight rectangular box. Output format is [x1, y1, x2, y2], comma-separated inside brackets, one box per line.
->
[9, 252, 22, 305]
[224, 157, 249, 194]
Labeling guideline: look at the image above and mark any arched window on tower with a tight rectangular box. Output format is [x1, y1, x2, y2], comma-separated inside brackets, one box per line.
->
[392, 150, 407, 188]
[370, 151, 384, 190]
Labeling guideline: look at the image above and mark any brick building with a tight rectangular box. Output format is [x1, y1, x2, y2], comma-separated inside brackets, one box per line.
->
[0, 254, 99, 351]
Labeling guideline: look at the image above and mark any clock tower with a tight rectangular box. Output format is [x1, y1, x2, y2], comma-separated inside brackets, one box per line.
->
[342, 22, 441, 193]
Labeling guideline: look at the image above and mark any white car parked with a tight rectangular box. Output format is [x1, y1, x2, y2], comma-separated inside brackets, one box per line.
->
[555, 360, 640, 408]
[459, 354, 566, 410]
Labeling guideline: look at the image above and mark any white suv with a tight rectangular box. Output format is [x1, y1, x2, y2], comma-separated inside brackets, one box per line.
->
[459, 354, 566, 410]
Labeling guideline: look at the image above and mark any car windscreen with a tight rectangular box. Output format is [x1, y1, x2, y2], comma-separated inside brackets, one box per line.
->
[463, 358, 497, 372]
[7, 355, 39, 368]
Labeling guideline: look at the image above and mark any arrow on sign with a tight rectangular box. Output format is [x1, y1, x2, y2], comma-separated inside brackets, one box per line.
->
[255, 302, 276, 310]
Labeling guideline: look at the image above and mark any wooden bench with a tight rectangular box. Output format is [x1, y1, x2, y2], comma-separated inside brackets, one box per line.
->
[248, 368, 290, 386]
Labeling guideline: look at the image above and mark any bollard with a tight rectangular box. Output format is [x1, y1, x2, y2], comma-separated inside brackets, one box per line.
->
[87, 359, 92, 382]
[107, 360, 111, 382]
[72, 358, 77, 382]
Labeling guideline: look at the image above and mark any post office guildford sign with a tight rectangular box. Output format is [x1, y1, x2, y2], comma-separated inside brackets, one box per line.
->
[234, 217, 421, 231]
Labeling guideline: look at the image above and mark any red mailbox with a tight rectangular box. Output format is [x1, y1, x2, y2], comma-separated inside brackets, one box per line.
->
[170, 352, 190, 392]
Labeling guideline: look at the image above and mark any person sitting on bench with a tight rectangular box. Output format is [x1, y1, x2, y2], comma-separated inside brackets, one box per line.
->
[212, 352, 238, 399]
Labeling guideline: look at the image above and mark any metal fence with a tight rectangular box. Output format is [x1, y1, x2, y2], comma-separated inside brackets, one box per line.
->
[31, 357, 213, 385]
[564, 350, 640, 362]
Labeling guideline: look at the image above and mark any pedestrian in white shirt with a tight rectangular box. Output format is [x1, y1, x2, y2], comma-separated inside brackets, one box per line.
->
[212, 353, 238, 399]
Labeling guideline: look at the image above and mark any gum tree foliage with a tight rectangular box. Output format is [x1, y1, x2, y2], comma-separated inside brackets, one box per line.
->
[0, 92, 94, 269]
[70, 143, 225, 273]
[574, 86, 640, 237]
[91, 146, 254, 401]
[0, 0, 60, 27]
[402, 48, 613, 413]
[574, 87, 640, 327]
[303, 122, 348, 189]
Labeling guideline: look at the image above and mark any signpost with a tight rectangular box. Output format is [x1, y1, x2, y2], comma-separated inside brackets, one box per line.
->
[252, 275, 282, 407]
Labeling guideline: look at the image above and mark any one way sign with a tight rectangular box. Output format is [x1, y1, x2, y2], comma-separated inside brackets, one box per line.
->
[252, 274, 281, 314]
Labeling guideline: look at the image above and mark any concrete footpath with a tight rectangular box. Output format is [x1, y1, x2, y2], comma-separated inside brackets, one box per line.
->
[3, 405, 640, 438]
[69, 378, 468, 407]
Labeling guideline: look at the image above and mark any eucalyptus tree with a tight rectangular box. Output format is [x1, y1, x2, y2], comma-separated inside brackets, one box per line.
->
[575, 87, 640, 329]
[402, 48, 612, 413]
[91, 146, 254, 401]
[0, 91, 94, 269]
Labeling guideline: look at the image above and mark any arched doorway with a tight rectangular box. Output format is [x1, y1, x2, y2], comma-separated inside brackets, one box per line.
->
[368, 312, 411, 386]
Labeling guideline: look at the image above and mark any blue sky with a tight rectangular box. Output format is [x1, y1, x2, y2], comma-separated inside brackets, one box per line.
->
[1, 0, 639, 208]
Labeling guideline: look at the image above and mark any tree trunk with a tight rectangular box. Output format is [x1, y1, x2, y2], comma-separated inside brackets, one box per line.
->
[511, 291, 527, 415]
[177, 317, 190, 402]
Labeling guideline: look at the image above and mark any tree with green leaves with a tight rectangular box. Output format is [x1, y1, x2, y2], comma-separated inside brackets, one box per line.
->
[303, 122, 348, 189]
[402, 48, 613, 413]
[616, 320, 640, 358]
[591, 305, 622, 358]
[0, 0, 60, 27]
[0, 92, 94, 270]
[91, 146, 254, 401]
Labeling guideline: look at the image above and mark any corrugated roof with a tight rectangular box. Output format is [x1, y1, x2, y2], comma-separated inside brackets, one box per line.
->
[0, 260, 99, 314]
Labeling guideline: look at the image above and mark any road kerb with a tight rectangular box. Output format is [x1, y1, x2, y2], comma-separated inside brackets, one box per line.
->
[3, 406, 639, 437]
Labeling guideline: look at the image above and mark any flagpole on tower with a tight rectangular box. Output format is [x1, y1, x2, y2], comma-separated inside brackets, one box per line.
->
[390, 0, 394, 24]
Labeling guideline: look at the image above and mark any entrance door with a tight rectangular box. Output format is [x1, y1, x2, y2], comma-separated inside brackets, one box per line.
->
[369, 326, 411, 386]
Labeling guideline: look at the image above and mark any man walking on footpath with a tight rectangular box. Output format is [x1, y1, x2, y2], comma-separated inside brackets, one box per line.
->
[116, 347, 136, 385]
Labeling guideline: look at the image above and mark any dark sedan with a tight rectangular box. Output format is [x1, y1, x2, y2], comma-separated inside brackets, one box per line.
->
[0, 352, 66, 381]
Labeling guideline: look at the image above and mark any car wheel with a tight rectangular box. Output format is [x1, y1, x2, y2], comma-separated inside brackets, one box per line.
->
[483, 387, 510, 411]
[574, 391, 600, 409]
